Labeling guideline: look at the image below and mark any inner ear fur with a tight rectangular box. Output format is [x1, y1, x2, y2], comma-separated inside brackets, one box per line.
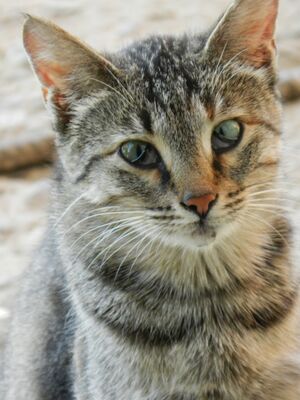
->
[23, 15, 122, 123]
[205, 0, 279, 69]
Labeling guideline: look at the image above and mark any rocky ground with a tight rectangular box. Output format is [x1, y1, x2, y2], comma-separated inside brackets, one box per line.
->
[1, 0, 300, 368]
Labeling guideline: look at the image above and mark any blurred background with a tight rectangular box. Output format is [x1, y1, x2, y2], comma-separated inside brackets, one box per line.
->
[1, 0, 300, 361]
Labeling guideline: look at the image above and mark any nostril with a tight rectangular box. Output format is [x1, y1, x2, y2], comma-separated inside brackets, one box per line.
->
[180, 202, 192, 212]
[188, 205, 199, 215]
[180, 202, 198, 214]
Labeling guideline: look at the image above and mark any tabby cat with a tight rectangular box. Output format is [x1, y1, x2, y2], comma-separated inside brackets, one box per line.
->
[3, 0, 300, 399]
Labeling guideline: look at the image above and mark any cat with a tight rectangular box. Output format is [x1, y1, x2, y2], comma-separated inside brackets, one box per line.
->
[2, 0, 300, 398]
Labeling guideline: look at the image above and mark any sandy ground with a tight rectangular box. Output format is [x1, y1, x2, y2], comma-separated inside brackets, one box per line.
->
[1, 0, 300, 367]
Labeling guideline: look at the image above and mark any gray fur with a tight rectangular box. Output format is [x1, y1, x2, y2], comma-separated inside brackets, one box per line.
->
[3, 0, 300, 399]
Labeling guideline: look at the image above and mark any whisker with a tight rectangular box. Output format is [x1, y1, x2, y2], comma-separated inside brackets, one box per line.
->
[211, 42, 228, 95]
[114, 224, 159, 281]
[68, 217, 144, 250]
[214, 48, 248, 100]
[239, 211, 291, 251]
[128, 226, 162, 274]
[53, 193, 85, 227]
[245, 203, 294, 213]
[85, 205, 144, 212]
[86, 224, 144, 271]
[103, 64, 136, 104]
[90, 78, 133, 108]
[73, 219, 143, 264]
[246, 189, 289, 197]
[245, 197, 292, 203]
[95, 228, 148, 272]
[244, 181, 300, 190]
[62, 210, 144, 236]
[243, 182, 276, 190]
[246, 198, 295, 205]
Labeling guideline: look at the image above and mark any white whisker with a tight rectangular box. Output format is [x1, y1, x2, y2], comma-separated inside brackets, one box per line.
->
[96, 228, 147, 272]
[53, 193, 85, 227]
[128, 226, 161, 275]
[90, 78, 133, 108]
[114, 225, 159, 280]
[62, 210, 144, 236]
[239, 210, 291, 251]
[73, 219, 143, 264]
[103, 64, 136, 104]
[68, 217, 143, 250]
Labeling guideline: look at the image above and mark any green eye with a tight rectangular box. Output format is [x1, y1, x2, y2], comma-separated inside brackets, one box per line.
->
[119, 140, 160, 168]
[212, 120, 243, 154]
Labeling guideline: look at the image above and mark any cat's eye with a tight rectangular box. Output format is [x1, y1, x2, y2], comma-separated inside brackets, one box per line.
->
[212, 120, 243, 154]
[119, 140, 160, 168]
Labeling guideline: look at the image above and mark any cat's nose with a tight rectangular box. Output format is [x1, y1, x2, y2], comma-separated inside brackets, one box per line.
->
[182, 193, 217, 218]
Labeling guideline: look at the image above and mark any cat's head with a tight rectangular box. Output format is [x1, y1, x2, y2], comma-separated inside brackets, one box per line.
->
[23, 0, 281, 250]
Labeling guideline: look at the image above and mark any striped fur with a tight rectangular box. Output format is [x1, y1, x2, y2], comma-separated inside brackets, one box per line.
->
[3, 0, 300, 399]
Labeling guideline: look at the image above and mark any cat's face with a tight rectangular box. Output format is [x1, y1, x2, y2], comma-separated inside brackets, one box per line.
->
[62, 56, 280, 250]
[23, 0, 281, 250]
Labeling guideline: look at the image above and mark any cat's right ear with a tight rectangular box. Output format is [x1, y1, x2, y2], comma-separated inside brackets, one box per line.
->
[23, 15, 122, 128]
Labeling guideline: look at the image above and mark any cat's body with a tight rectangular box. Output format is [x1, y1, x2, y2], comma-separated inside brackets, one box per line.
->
[3, 0, 300, 399]
[4, 196, 300, 400]
[4, 201, 300, 400]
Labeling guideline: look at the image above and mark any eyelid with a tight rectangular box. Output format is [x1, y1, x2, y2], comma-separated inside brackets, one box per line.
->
[98, 135, 155, 158]
[213, 117, 244, 127]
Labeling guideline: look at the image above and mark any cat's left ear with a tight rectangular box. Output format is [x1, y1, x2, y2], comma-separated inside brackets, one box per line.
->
[205, 0, 279, 69]
[23, 15, 122, 127]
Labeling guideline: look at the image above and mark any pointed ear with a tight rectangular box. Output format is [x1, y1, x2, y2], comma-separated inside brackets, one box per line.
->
[23, 15, 122, 127]
[205, 0, 279, 69]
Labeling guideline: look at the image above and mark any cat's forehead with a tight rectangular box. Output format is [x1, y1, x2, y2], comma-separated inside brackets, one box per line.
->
[123, 35, 265, 124]
[120, 36, 212, 144]
[73, 33, 278, 166]
[124, 35, 207, 104]
[124, 32, 275, 99]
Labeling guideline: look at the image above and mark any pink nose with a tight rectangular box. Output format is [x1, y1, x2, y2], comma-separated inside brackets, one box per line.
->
[183, 193, 217, 217]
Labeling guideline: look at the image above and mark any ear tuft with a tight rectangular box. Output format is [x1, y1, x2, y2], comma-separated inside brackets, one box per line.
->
[205, 0, 279, 69]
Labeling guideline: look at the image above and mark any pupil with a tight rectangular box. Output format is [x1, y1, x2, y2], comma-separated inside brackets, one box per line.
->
[135, 144, 145, 161]
[136, 144, 143, 157]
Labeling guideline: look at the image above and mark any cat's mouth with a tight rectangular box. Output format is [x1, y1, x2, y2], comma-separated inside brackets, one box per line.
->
[166, 219, 217, 249]
[192, 219, 217, 240]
